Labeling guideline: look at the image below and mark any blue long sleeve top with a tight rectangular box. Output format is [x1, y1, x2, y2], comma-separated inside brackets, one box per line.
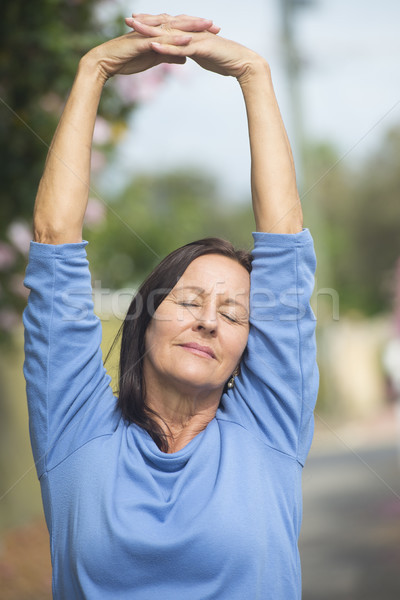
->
[23, 229, 318, 600]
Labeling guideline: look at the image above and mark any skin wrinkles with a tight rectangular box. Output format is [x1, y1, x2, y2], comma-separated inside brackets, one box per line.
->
[168, 285, 250, 326]
[143, 254, 250, 450]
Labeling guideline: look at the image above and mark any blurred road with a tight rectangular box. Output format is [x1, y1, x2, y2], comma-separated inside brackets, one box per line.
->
[300, 417, 400, 600]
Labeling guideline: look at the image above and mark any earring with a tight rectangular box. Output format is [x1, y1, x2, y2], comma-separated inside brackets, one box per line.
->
[227, 375, 235, 389]
[227, 366, 239, 389]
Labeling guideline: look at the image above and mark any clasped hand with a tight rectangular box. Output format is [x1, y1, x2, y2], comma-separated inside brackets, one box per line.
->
[86, 12, 263, 84]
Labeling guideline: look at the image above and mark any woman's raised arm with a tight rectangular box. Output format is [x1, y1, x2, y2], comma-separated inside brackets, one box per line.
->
[135, 21, 303, 233]
[33, 16, 218, 244]
[33, 57, 104, 244]
[238, 63, 303, 233]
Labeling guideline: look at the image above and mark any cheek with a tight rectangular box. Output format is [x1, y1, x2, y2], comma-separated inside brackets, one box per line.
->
[225, 326, 249, 365]
[239, 329, 250, 356]
[155, 299, 201, 335]
[145, 308, 187, 351]
[144, 315, 167, 353]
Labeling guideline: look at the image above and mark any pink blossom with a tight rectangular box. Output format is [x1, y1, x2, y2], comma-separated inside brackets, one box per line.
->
[161, 64, 185, 77]
[84, 198, 106, 227]
[91, 149, 106, 173]
[0, 308, 19, 332]
[395, 257, 400, 336]
[93, 116, 112, 145]
[114, 65, 170, 104]
[0, 242, 17, 271]
[7, 221, 32, 255]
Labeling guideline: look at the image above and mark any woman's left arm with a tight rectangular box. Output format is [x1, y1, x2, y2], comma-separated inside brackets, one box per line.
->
[132, 19, 302, 233]
[238, 63, 303, 233]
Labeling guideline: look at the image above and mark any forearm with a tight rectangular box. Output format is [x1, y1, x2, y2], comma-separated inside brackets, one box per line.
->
[32, 16, 208, 245]
[33, 56, 105, 244]
[239, 61, 303, 234]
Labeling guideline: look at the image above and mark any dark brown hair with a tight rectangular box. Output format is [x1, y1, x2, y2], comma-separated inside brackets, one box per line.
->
[108, 237, 252, 452]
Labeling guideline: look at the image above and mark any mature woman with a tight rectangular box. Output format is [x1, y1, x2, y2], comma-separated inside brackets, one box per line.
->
[23, 13, 318, 600]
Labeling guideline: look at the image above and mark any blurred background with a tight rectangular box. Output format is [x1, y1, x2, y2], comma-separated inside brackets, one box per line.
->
[1, 0, 400, 598]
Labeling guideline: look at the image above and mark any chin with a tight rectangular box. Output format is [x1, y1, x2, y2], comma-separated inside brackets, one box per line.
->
[170, 371, 224, 395]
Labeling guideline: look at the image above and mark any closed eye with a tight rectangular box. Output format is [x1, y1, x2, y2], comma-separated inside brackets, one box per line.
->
[179, 302, 199, 307]
[221, 313, 238, 323]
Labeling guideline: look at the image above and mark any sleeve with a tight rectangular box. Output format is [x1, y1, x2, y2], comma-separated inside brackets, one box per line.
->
[217, 228, 319, 466]
[23, 241, 118, 478]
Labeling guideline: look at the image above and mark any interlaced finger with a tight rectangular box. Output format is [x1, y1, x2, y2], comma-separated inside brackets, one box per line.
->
[150, 41, 194, 57]
[131, 13, 172, 26]
[126, 19, 193, 48]
[127, 13, 220, 34]
[169, 19, 220, 34]
[162, 55, 187, 66]
[168, 16, 216, 32]
[128, 19, 165, 37]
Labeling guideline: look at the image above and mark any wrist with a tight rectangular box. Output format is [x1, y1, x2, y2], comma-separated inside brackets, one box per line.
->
[79, 50, 110, 88]
[237, 57, 271, 88]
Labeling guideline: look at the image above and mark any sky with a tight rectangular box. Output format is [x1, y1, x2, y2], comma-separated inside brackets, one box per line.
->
[105, 0, 400, 201]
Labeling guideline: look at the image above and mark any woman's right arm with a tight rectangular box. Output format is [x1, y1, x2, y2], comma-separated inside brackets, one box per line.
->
[33, 26, 198, 244]
[34, 11, 223, 244]
[33, 59, 104, 244]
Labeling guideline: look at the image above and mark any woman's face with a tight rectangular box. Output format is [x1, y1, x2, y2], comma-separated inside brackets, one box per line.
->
[144, 254, 250, 397]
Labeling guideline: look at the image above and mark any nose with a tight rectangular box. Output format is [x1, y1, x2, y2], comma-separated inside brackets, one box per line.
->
[193, 302, 218, 335]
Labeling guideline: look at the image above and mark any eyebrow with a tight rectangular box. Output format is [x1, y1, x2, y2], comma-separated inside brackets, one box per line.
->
[175, 286, 249, 311]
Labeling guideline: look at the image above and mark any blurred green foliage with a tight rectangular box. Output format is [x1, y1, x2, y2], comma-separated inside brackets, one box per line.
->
[0, 0, 130, 336]
[84, 170, 255, 288]
[304, 128, 400, 316]
[0, 0, 128, 232]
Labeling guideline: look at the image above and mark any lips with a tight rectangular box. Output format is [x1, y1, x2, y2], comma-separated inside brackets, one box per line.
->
[179, 342, 216, 359]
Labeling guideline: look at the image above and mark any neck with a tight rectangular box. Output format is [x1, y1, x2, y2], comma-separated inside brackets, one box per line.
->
[144, 376, 221, 453]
